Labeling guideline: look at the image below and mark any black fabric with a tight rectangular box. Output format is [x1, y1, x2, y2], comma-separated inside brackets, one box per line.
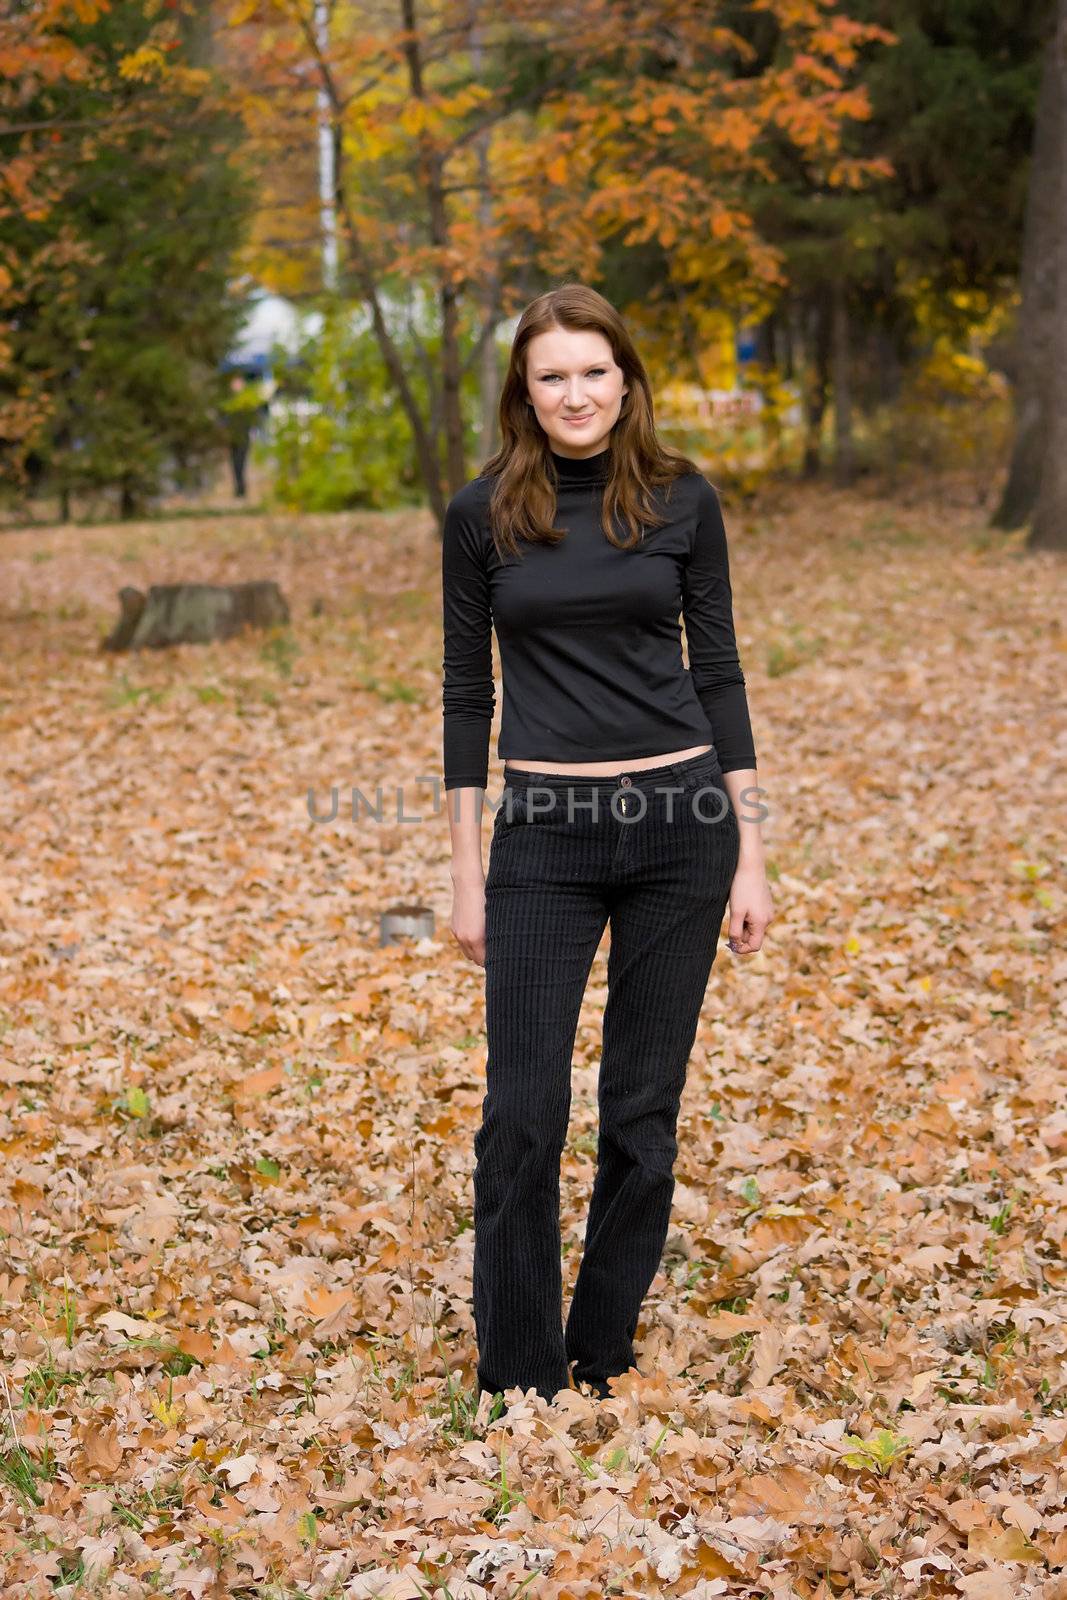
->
[473, 748, 740, 1402]
[441, 448, 757, 791]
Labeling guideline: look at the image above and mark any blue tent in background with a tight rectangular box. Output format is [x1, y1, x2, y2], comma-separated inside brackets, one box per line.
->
[220, 286, 322, 382]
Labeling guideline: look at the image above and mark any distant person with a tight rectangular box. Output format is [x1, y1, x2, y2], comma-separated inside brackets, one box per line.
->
[221, 372, 269, 499]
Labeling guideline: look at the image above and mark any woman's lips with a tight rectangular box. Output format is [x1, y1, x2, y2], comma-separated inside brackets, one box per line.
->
[563, 415, 593, 424]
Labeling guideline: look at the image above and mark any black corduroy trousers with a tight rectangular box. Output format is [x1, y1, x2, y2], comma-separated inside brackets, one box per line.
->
[473, 748, 740, 1403]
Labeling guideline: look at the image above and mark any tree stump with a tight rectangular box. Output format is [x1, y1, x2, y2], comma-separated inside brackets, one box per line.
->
[102, 581, 290, 650]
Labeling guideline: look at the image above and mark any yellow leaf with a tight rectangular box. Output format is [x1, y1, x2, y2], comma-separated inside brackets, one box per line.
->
[117, 44, 165, 81]
[150, 1396, 184, 1428]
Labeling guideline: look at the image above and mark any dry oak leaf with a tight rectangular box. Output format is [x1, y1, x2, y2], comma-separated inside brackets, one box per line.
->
[219, 1453, 260, 1487]
[967, 1524, 1045, 1564]
[117, 1192, 182, 1254]
[80, 1421, 124, 1475]
[705, 1310, 768, 1337]
[749, 1324, 787, 1387]
[75, 1534, 119, 1579]
[232, 1062, 285, 1097]
[303, 1284, 353, 1319]
[957, 1573, 1034, 1599]
[176, 1328, 215, 1362]
[96, 1309, 171, 1341]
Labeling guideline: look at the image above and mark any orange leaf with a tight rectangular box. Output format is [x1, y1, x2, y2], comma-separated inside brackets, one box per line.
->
[82, 1421, 124, 1474]
[232, 1063, 284, 1098]
[304, 1285, 352, 1320]
[178, 1329, 216, 1362]
[224, 1000, 258, 1032]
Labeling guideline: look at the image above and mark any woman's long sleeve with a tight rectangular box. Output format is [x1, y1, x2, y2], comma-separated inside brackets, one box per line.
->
[681, 478, 757, 773]
[441, 490, 495, 791]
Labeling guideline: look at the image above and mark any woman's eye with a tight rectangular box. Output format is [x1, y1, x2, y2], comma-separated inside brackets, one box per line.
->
[542, 368, 607, 381]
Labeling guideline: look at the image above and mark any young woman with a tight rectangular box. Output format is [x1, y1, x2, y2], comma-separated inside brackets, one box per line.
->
[441, 282, 774, 1408]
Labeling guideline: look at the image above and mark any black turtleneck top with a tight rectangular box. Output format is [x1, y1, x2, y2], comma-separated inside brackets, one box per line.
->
[441, 446, 757, 791]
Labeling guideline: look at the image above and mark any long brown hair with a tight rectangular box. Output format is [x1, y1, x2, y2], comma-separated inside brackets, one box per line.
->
[481, 283, 701, 561]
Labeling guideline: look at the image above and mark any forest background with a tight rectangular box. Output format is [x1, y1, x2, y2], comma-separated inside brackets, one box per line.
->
[3, 0, 1066, 543]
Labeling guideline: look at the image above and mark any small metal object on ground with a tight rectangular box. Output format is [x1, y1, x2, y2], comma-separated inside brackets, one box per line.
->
[379, 903, 435, 946]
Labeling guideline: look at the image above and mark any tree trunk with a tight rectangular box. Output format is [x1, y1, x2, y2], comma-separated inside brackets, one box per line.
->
[400, 0, 466, 498]
[1031, 0, 1067, 551]
[755, 315, 777, 368]
[781, 297, 795, 382]
[802, 293, 832, 478]
[875, 322, 903, 407]
[876, 323, 901, 494]
[478, 257, 500, 460]
[832, 280, 855, 486]
[470, 11, 500, 461]
[994, 8, 1062, 529]
[300, 5, 448, 528]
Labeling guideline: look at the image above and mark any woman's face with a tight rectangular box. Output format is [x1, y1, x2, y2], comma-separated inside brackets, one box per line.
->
[524, 326, 629, 459]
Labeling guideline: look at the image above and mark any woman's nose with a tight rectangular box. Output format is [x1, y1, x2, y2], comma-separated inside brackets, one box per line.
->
[565, 381, 584, 407]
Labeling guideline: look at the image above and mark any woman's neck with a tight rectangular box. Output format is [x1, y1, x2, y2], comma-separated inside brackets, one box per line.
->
[549, 446, 611, 484]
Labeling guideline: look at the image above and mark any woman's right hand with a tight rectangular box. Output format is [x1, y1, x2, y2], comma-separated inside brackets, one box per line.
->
[446, 786, 489, 964]
[450, 874, 487, 966]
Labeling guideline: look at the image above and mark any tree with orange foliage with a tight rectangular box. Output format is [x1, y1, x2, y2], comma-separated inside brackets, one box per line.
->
[0, 0, 106, 478]
[217, 0, 892, 527]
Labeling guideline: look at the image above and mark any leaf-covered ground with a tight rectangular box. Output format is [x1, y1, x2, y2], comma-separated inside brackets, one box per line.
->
[0, 485, 1063, 1599]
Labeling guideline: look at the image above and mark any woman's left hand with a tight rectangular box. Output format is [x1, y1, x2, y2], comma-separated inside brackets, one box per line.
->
[726, 864, 774, 955]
